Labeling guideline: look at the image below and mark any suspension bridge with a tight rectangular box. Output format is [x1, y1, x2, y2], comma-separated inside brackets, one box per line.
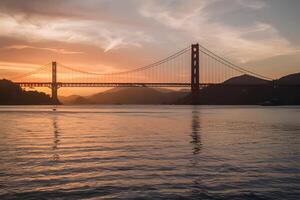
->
[5, 43, 289, 104]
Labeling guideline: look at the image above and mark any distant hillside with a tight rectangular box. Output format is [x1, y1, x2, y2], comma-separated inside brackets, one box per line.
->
[177, 73, 300, 105]
[60, 72, 300, 105]
[0, 79, 53, 105]
[59, 95, 88, 104]
[61, 87, 188, 105]
[224, 74, 270, 85]
[278, 72, 300, 85]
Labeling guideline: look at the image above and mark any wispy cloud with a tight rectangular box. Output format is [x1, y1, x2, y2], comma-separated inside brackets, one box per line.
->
[0, 13, 153, 53]
[0, 61, 43, 75]
[2, 45, 84, 54]
[237, 0, 266, 10]
[139, 0, 298, 63]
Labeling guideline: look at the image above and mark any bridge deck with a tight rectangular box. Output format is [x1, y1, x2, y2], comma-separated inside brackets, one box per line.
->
[14, 82, 300, 88]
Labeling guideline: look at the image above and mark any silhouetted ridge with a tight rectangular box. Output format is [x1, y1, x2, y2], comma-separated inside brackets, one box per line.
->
[59, 95, 88, 104]
[61, 87, 188, 105]
[278, 72, 300, 85]
[224, 74, 270, 85]
[177, 73, 300, 105]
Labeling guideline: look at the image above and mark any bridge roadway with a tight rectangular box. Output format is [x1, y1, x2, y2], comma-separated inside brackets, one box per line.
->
[14, 82, 300, 88]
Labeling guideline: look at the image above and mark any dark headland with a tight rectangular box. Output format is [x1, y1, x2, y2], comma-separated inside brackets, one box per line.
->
[0, 79, 52, 105]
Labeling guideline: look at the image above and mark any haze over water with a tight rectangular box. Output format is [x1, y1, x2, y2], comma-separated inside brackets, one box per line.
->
[0, 105, 299, 199]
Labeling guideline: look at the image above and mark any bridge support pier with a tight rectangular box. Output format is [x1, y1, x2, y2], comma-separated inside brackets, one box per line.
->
[51, 61, 59, 105]
[191, 44, 200, 104]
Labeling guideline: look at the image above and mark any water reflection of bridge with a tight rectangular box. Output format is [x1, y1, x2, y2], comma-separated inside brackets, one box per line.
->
[191, 108, 202, 155]
[52, 116, 60, 162]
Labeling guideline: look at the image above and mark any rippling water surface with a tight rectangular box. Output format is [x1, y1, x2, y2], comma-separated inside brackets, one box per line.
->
[0, 105, 299, 200]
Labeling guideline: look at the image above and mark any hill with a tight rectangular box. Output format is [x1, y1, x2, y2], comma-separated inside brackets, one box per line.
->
[61, 73, 300, 105]
[277, 72, 300, 85]
[177, 73, 300, 105]
[224, 74, 271, 85]
[61, 87, 188, 105]
[59, 95, 88, 104]
[0, 79, 53, 105]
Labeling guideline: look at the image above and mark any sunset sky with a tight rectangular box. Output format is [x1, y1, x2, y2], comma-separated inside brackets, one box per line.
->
[0, 0, 299, 95]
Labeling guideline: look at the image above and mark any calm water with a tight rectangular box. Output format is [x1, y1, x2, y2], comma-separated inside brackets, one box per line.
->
[0, 105, 299, 200]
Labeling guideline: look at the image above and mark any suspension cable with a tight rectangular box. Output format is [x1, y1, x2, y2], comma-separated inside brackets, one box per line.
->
[9, 62, 52, 81]
[58, 46, 191, 76]
[198, 44, 272, 80]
